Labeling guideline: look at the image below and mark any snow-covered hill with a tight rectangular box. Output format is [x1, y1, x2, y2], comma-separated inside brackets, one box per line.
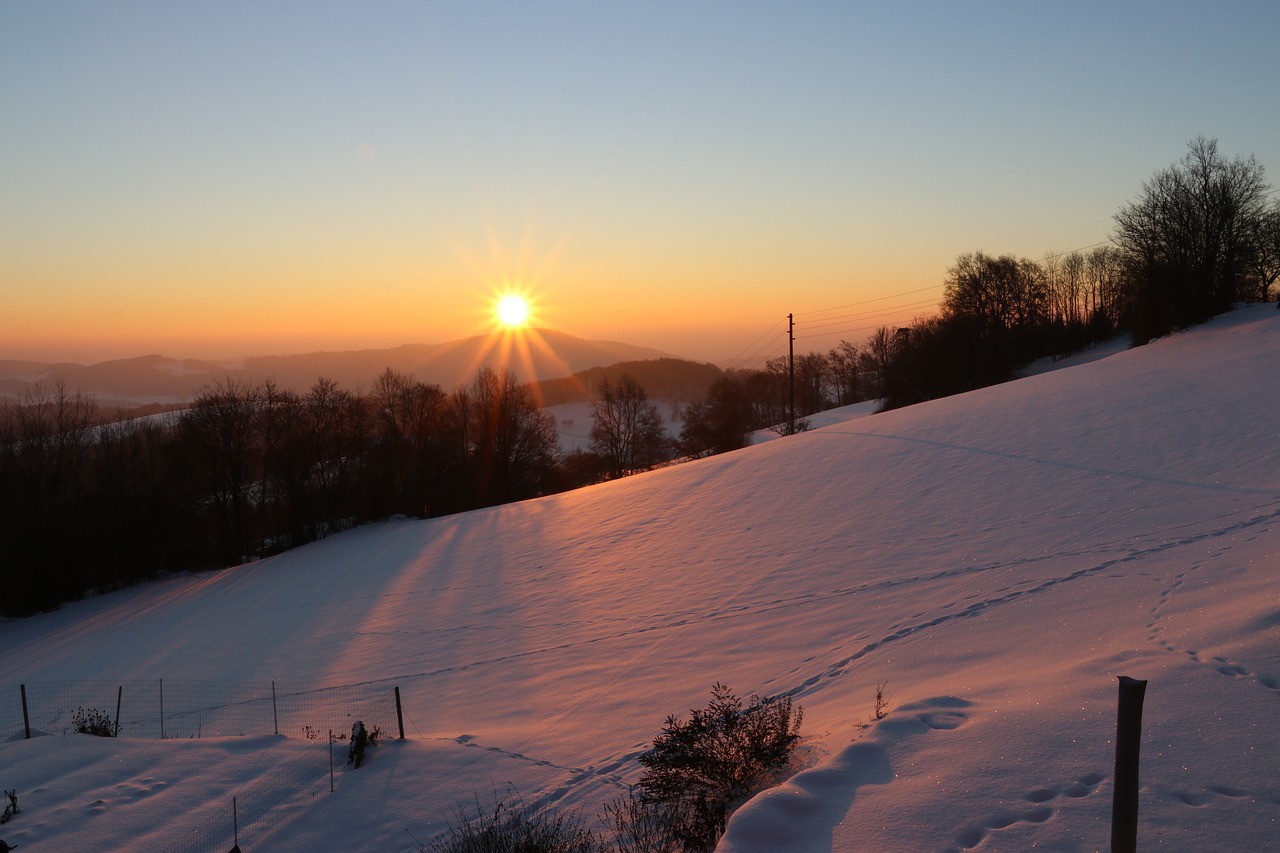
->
[2, 305, 1278, 851]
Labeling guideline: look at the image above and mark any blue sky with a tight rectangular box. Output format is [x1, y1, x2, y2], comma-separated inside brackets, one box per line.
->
[3, 1, 1278, 363]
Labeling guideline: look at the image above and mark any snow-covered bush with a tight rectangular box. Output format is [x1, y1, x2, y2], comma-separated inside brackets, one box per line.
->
[633, 683, 803, 851]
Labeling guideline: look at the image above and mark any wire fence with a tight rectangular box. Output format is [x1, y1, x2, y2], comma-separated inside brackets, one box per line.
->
[2, 678, 402, 743]
[2, 678, 405, 853]
[164, 746, 335, 853]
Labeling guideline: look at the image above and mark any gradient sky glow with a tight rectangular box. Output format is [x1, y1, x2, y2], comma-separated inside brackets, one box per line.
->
[4, 1, 1279, 366]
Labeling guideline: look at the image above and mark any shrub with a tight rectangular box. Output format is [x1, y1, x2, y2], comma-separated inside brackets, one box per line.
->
[602, 792, 695, 853]
[72, 706, 116, 737]
[427, 788, 603, 853]
[634, 683, 803, 851]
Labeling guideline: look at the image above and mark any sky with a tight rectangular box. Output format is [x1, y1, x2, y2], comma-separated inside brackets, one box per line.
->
[2, 305, 1277, 850]
[4, 1, 1279, 366]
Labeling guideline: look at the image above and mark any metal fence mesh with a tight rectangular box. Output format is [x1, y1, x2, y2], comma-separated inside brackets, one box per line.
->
[2, 678, 398, 742]
[2, 678, 402, 853]
[163, 746, 334, 853]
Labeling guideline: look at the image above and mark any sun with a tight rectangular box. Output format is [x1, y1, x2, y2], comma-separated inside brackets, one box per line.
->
[496, 294, 531, 329]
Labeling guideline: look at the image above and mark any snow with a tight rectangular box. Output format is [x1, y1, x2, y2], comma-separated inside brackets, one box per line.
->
[2, 305, 1278, 852]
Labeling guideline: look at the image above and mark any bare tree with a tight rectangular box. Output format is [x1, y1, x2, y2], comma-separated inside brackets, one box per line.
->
[1113, 136, 1271, 336]
[1243, 198, 1280, 303]
[942, 251, 1048, 332]
[590, 373, 669, 478]
[862, 326, 900, 401]
[826, 341, 863, 406]
[179, 378, 264, 564]
[678, 375, 755, 457]
[1086, 244, 1125, 327]
[467, 367, 559, 505]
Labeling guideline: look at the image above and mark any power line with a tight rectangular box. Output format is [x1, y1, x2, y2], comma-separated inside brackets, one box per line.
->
[1039, 237, 1117, 263]
[722, 329, 788, 370]
[721, 319, 788, 369]
[797, 284, 945, 317]
[798, 297, 941, 332]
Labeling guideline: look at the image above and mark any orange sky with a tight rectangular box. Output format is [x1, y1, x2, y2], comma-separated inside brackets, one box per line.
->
[4, 4, 1277, 367]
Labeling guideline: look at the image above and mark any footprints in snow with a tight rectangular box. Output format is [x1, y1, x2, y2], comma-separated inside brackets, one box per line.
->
[1172, 784, 1251, 807]
[948, 772, 1105, 852]
[1148, 572, 1280, 697]
[81, 777, 170, 816]
[452, 734, 631, 795]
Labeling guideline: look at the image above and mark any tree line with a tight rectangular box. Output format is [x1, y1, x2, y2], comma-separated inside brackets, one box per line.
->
[0, 367, 567, 616]
[843, 137, 1279, 409]
[0, 350, 876, 617]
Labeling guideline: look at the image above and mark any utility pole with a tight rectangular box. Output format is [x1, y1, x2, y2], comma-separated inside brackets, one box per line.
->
[788, 313, 795, 435]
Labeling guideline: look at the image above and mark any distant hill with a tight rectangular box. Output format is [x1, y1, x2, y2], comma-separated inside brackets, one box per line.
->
[536, 357, 724, 405]
[0, 330, 674, 406]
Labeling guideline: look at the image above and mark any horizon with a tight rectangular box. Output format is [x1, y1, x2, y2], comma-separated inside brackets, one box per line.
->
[3, 305, 1277, 850]
[0, 324, 715, 369]
[4, 3, 1279, 367]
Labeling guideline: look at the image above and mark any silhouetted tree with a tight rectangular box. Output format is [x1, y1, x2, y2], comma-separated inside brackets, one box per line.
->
[589, 373, 670, 478]
[793, 352, 830, 416]
[826, 341, 864, 406]
[369, 368, 453, 517]
[466, 367, 559, 505]
[942, 251, 1048, 335]
[1243, 198, 1280, 303]
[679, 375, 755, 457]
[178, 379, 264, 565]
[1085, 244, 1125, 333]
[1113, 136, 1271, 340]
[0, 382, 100, 612]
[879, 314, 1012, 410]
[861, 326, 901, 401]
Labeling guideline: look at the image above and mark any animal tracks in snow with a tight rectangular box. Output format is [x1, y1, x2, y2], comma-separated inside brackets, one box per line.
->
[782, 504, 1280, 705]
[1172, 785, 1245, 807]
[1164, 782, 1280, 809]
[449, 733, 633, 805]
[1148, 570, 1280, 697]
[721, 697, 970, 852]
[945, 771, 1106, 852]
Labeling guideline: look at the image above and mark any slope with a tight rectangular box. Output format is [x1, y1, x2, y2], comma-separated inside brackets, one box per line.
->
[1, 305, 1277, 852]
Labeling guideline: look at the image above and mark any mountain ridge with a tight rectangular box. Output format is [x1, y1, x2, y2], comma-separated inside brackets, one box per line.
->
[0, 329, 677, 405]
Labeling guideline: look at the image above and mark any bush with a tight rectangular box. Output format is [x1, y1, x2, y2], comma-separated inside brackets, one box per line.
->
[427, 788, 603, 853]
[72, 706, 116, 737]
[634, 683, 803, 851]
[602, 793, 686, 853]
[428, 685, 803, 853]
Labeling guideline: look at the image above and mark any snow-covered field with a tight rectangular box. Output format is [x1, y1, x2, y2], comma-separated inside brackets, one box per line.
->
[2, 305, 1278, 852]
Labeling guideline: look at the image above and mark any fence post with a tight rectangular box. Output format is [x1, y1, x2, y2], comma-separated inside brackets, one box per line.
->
[395, 686, 405, 740]
[1112, 675, 1148, 853]
[159, 679, 165, 740]
[20, 684, 30, 740]
[114, 685, 123, 738]
[329, 729, 335, 793]
[272, 681, 279, 736]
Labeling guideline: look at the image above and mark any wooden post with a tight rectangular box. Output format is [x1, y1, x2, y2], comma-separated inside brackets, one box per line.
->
[395, 686, 405, 740]
[159, 679, 165, 740]
[272, 681, 279, 736]
[329, 729, 335, 792]
[20, 684, 30, 740]
[114, 685, 123, 738]
[1112, 675, 1148, 853]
